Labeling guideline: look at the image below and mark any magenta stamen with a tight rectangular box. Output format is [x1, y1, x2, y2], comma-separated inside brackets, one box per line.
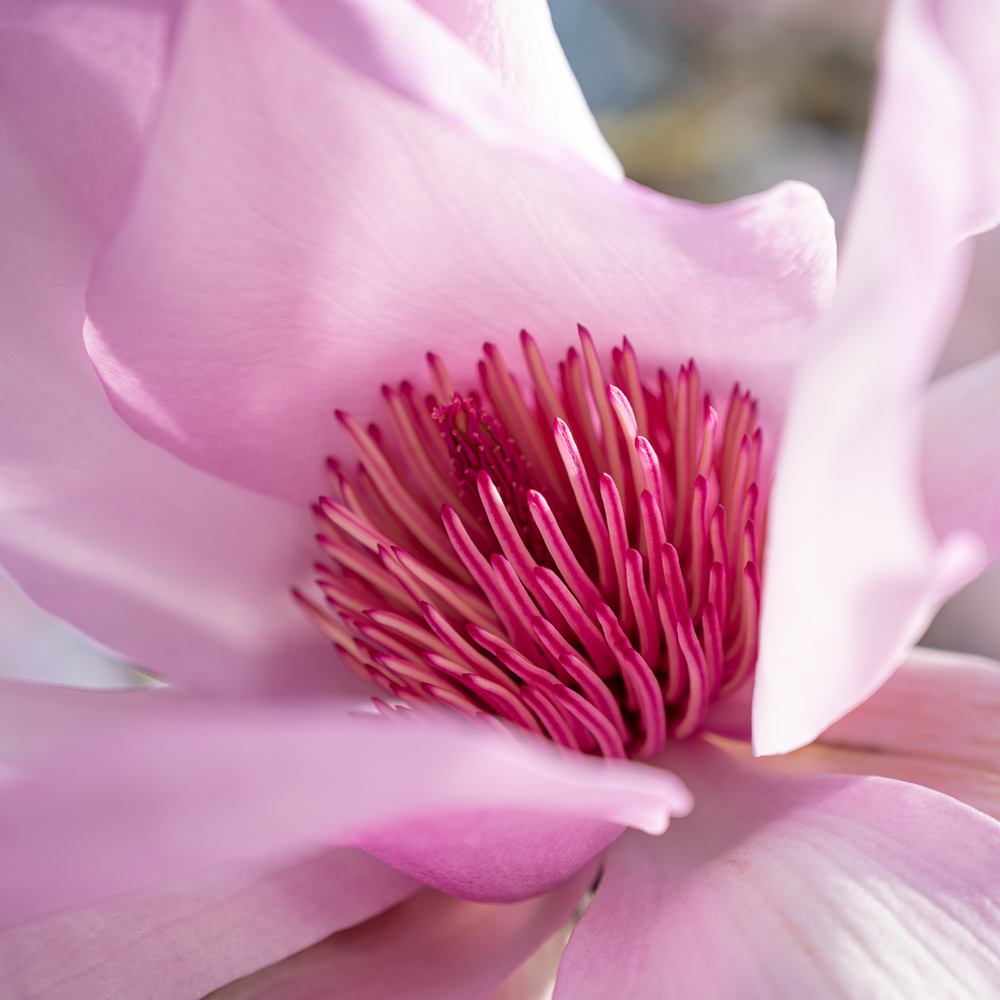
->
[362, 609, 454, 660]
[558, 651, 629, 741]
[552, 685, 627, 759]
[529, 616, 581, 684]
[308, 343, 764, 757]
[464, 673, 545, 734]
[336, 411, 468, 580]
[527, 489, 603, 614]
[702, 601, 724, 697]
[579, 325, 627, 504]
[598, 473, 634, 634]
[477, 470, 562, 623]
[673, 613, 710, 739]
[638, 489, 667, 602]
[316, 534, 418, 612]
[426, 352, 455, 404]
[553, 419, 614, 594]
[614, 639, 667, 758]
[392, 545, 497, 630]
[534, 567, 618, 678]
[609, 385, 646, 518]
[423, 682, 481, 719]
[520, 685, 581, 751]
[420, 601, 515, 690]
[482, 342, 566, 496]
[618, 338, 649, 439]
[626, 548, 660, 667]
[593, 603, 637, 711]
[655, 586, 686, 705]
[689, 475, 709, 616]
[440, 507, 537, 654]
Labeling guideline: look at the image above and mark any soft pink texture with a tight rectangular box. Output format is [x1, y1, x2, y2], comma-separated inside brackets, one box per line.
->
[922, 349, 1000, 565]
[1, 848, 418, 1000]
[0, 689, 690, 917]
[84, 0, 835, 506]
[555, 740, 1000, 998]
[0, 126, 343, 698]
[743, 647, 1000, 822]
[210, 868, 596, 1000]
[412, 0, 619, 176]
[754, 0, 999, 755]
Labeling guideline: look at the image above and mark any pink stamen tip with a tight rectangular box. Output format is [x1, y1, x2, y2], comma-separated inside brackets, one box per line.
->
[305, 335, 765, 757]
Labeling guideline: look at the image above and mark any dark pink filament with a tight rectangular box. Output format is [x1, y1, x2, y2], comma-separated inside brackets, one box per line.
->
[297, 328, 764, 758]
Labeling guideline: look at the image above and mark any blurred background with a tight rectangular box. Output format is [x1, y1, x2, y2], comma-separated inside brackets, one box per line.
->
[550, 0, 883, 231]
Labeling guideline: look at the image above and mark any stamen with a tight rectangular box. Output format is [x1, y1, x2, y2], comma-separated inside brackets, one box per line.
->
[303, 333, 765, 758]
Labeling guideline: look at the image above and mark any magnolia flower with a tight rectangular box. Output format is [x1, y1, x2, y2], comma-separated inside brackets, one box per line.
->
[1, 0, 1000, 998]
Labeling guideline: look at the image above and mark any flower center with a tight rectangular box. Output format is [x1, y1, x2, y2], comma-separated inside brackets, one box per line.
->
[297, 326, 763, 758]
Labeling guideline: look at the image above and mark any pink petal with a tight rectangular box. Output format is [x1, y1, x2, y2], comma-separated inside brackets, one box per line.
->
[207, 867, 595, 1000]
[923, 348, 1000, 564]
[0, 0, 173, 233]
[0, 697, 691, 917]
[755, 0, 997, 755]
[555, 740, 1000, 999]
[1, 847, 417, 1000]
[933, 0, 1000, 234]
[727, 646, 1000, 822]
[0, 105, 350, 697]
[284, 0, 622, 179]
[86, 0, 835, 504]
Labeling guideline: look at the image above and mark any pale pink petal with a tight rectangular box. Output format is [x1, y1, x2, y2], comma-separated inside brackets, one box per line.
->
[0, 105, 351, 697]
[207, 867, 593, 1000]
[755, 0, 997, 755]
[86, 0, 835, 504]
[556, 740, 1000, 999]
[281, 0, 621, 180]
[0, 0, 173, 233]
[718, 646, 1000, 822]
[933, 0, 1000, 234]
[2, 848, 417, 1000]
[412, 0, 621, 177]
[923, 348, 1000, 563]
[0, 698, 691, 917]
[0, 677, 195, 767]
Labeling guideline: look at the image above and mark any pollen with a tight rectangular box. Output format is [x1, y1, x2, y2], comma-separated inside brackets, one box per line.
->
[295, 327, 764, 758]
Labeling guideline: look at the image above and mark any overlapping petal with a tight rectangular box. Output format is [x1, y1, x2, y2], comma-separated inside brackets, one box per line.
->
[722, 647, 1000, 822]
[0, 94, 345, 697]
[755, 0, 998, 754]
[0, 690, 690, 917]
[85, 0, 835, 506]
[1, 848, 417, 1000]
[556, 740, 1000, 999]
[207, 869, 593, 1000]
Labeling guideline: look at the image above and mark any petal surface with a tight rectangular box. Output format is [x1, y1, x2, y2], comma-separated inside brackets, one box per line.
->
[556, 740, 1000, 999]
[207, 868, 592, 1000]
[1, 848, 416, 1000]
[923, 349, 1000, 564]
[720, 646, 1000, 822]
[0, 697, 690, 917]
[923, 560, 1000, 661]
[755, 0, 998, 754]
[86, 0, 835, 504]
[0, 101, 347, 697]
